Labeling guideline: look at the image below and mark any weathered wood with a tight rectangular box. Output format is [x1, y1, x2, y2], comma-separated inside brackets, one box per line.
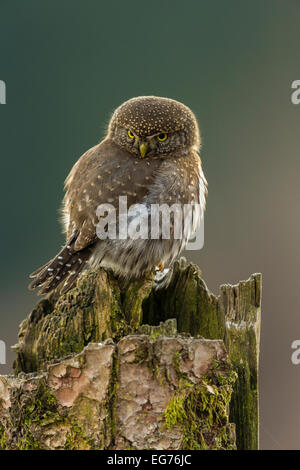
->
[221, 274, 261, 450]
[0, 326, 237, 450]
[5, 258, 260, 450]
[143, 260, 261, 450]
[143, 259, 225, 339]
[13, 269, 153, 373]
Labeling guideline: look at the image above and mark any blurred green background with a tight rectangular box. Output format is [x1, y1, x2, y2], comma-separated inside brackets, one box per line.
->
[1, 0, 300, 449]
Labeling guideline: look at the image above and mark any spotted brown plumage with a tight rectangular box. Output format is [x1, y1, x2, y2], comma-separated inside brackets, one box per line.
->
[29, 96, 207, 295]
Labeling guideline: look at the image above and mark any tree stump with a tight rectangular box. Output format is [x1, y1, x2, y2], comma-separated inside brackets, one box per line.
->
[0, 258, 261, 450]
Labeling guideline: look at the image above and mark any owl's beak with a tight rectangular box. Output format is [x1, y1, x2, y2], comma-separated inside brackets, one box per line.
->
[139, 142, 148, 158]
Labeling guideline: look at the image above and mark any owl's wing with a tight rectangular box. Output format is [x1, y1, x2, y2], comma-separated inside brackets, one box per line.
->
[29, 140, 162, 294]
[63, 139, 162, 252]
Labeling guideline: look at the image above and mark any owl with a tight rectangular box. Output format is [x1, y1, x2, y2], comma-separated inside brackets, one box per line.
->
[29, 96, 207, 295]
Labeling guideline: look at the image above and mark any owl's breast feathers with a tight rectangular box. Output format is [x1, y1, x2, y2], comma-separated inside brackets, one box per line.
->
[63, 140, 206, 250]
[63, 139, 163, 250]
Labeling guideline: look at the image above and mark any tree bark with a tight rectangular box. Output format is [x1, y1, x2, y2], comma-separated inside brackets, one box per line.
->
[0, 258, 261, 450]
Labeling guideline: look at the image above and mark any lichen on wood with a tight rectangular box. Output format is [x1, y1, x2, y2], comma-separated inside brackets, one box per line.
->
[0, 331, 236, 450]
[2, 258, 261, 450]
[143, 261, 261, 450]
[220, 274, 261, 450]
[13, 268, 153, 374]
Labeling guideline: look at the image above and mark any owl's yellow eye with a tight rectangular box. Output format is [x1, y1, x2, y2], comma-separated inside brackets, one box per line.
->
[128, 130, 135, 139]
[157, 133, 168, 142]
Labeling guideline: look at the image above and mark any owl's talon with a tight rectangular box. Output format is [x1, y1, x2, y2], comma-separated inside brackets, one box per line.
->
[156, 262, 165, 272]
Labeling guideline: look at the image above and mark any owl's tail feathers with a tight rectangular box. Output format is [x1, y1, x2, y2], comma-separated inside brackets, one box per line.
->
[28, 233, 92, 295]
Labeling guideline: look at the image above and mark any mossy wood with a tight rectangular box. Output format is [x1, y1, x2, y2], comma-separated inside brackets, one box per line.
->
[143, 260, 261, 450]
[2, 258, 261, 450]
[0, 334, 237, 450]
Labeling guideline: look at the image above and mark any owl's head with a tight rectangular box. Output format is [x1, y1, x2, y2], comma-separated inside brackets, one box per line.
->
[108, 96, 200, 159]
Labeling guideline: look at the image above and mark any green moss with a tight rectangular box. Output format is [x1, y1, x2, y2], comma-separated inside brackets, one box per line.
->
[225, 321, 259, 449]
[172, 351, 181, 374]
[134, 345, 150, 363]
[138, 319, 178, 341]
[120, 274, 154, 330]
[9, 260, 258, 450]
[149, 331, 163, 341]
[142, 262, 225, 339]
[152, 360, 160, 381]
[64, 422, 92, 450]
[163, 370, 237, 450]
[1, 377, 104, 450]
[12, 379, 61, 450]
[15, 268, 154, 374]
[164, 392, 187, 428]
[16, 430, 39, 450]
[0, 423, 7, 450]
[106, 350, 119, 445]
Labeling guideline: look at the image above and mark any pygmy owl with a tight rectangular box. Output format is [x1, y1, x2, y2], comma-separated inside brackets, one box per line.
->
[29, 96, 207, 295]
